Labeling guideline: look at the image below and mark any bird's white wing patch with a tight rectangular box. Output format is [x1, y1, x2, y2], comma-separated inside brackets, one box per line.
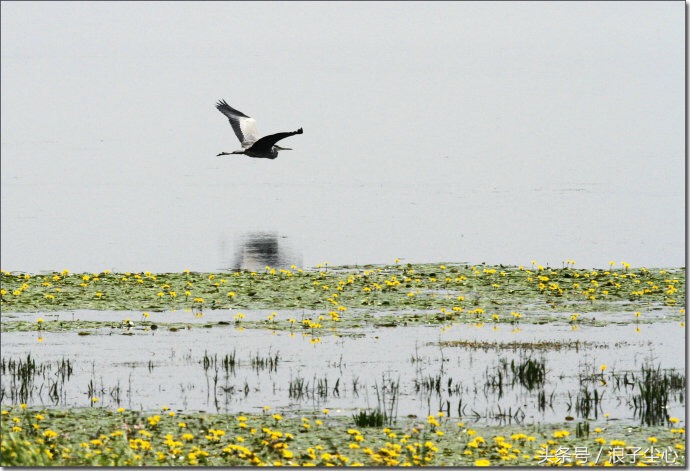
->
[216, 100, 261, 147]
[239, 117, 259, 147]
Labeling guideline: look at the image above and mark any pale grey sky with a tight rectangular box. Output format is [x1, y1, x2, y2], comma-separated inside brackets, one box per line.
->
[1, 1, 685, 271]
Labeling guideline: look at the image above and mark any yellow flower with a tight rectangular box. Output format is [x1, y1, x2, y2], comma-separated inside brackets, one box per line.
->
[475, 459, 491, 466]
[147, 415, 161, 426]
[117, 407, 125, 413]
[600, 364, 607, 372]
[670, 417, 680, 424]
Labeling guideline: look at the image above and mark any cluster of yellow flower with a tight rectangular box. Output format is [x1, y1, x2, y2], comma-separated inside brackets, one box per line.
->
[0, 404, 686, 467]
[2, 263, 684, 346]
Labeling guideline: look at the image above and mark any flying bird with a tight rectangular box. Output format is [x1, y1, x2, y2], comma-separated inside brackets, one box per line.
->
[215, 99, 303, 159]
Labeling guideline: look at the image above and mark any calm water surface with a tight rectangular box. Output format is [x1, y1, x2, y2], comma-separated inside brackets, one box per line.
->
[1, 309, 684, 425]
[0, 176, 682, 273]
[2, 2, 684, 272]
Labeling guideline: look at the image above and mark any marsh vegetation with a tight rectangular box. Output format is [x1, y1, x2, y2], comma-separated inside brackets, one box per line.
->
[1, 262, 685, 466]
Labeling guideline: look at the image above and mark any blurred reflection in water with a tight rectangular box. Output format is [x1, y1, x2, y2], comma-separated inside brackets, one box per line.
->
[228, 232, 302, 271]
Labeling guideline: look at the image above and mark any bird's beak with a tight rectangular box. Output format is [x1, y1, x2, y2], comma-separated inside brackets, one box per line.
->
[274, 145, 292, 151]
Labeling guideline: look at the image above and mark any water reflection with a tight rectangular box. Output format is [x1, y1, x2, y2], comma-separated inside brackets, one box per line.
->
[228, 232, 302, 271]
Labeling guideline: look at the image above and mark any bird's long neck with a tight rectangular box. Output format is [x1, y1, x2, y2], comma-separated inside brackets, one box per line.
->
[217, 150, 246, 156]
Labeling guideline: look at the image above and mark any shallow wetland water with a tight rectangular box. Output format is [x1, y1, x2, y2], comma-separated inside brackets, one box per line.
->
[1, 311, 685, 424]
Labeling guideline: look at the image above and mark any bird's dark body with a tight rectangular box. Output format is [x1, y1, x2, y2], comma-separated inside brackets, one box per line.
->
[245, 128, 304, 159]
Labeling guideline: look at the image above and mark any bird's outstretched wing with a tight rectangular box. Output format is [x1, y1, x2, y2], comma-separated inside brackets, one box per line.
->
[216, 99, 260, 147]
[248, 128, 303, 154]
